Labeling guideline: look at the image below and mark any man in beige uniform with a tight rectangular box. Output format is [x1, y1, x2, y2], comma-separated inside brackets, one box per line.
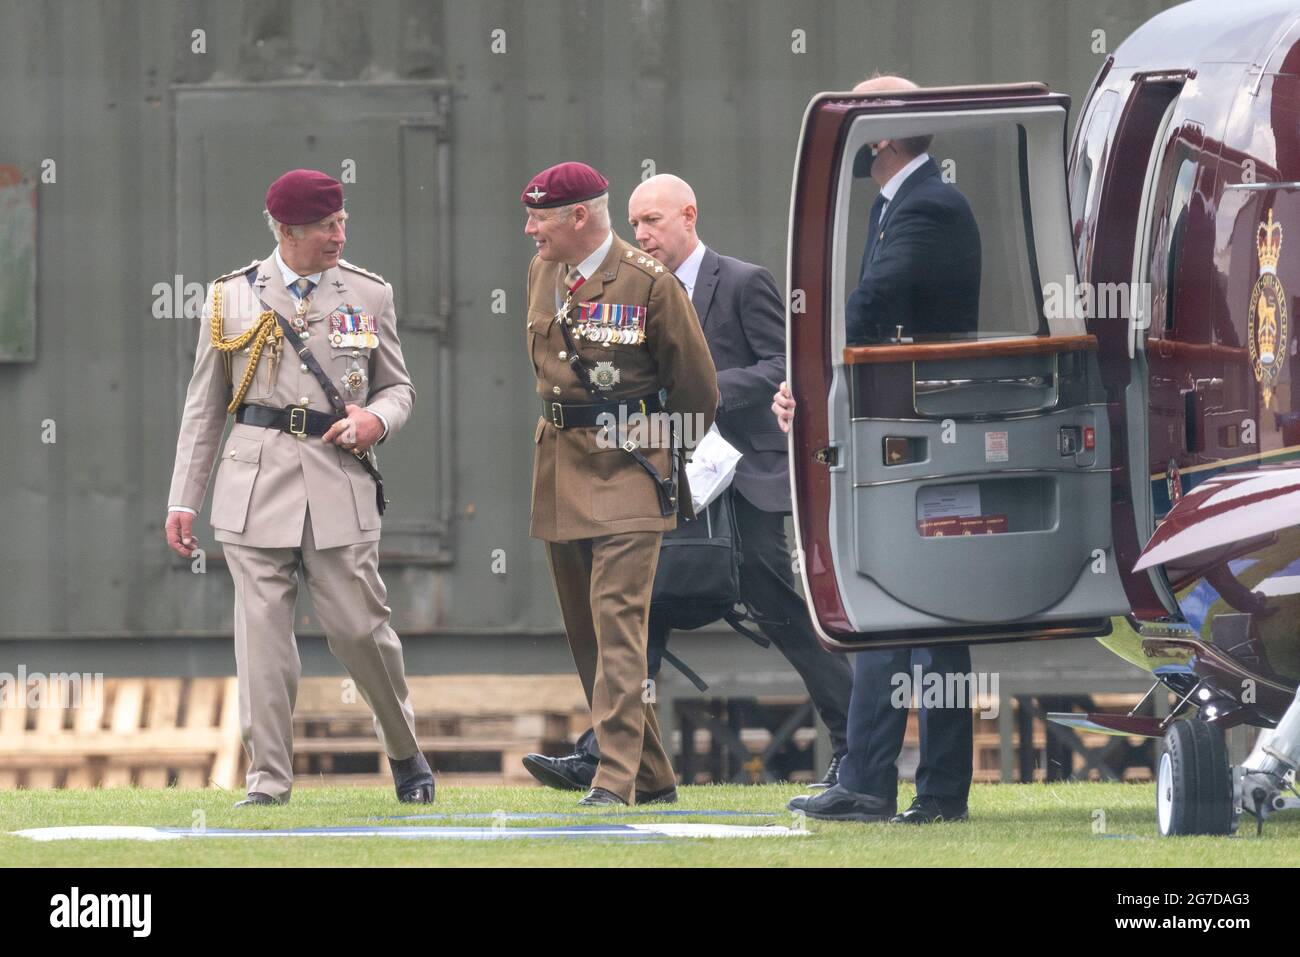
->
[163, 168, 433, 806]
[522, 162, 718, 805]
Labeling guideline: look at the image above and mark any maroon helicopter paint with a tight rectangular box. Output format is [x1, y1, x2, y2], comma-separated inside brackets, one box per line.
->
[786, 0, 1300, 774]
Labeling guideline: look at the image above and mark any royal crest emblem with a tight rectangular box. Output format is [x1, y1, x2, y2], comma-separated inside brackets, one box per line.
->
[1248, 210, 1289, 410]
[589, 361, 621, 392]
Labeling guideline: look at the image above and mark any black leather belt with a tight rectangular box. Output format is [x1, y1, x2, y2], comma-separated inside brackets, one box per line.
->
[542, 392, 664, 429]
[236, 403, 337, 437]
[235, 402, 388, 516]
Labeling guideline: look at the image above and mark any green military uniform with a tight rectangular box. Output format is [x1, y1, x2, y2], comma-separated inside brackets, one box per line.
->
[526, 232, 718, 802]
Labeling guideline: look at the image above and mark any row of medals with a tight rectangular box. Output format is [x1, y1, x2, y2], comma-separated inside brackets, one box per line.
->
[557, 295, 645, 346]
[576, 324, 645, 346]
[289, 297, 370, 395]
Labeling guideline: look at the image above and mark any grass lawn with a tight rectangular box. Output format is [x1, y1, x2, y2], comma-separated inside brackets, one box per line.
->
[1, 781, 1297, 867]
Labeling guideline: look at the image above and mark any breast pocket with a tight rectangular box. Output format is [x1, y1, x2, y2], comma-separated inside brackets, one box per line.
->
[329, 347, 372, 402]
[527, 310, 556, 376]
[225, 313, 275, 401]
[210, 434, 264, 533]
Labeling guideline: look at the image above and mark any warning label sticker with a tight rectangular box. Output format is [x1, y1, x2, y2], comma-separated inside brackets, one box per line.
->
[985, 431, 1009, 463]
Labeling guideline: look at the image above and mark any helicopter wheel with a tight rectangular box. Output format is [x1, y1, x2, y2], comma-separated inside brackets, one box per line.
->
[1156, 719, 1234, 836]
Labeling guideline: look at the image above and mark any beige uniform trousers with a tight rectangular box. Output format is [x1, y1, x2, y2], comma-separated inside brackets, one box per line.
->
[546, 531, 676, 803]
[222, 511, 420, 799]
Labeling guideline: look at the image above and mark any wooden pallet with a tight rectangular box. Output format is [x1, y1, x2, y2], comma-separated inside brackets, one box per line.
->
[0, 677, 242, 790]
[0, 674, 594, 791]
[292, 711, 572, 787]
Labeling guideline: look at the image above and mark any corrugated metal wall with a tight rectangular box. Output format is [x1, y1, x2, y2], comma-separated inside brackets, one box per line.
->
[0, 0, 1181, 640]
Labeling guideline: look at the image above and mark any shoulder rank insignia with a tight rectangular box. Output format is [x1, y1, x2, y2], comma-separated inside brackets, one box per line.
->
[626, 252, 666, 277]
[338, 259, 386, 283]
[212, 259, 260, 285]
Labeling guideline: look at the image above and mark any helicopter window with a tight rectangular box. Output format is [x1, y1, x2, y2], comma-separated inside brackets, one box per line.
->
[1160, 152, 1198, 333]
[841, 122, 1046, 344]
[1069, 90, 1118, 280]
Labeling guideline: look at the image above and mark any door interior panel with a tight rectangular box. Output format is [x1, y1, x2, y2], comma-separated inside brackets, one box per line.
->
[838, 344, 1122, 629]
[788, 86, 1134, 648]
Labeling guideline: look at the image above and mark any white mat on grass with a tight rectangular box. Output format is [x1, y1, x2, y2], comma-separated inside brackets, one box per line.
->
[13, 823, 807, 842]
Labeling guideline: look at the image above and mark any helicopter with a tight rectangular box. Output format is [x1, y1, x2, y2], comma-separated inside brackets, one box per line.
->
[785, 0, 1300, 835]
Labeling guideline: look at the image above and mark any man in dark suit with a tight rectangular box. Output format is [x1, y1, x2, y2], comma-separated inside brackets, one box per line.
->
[785, 75, 981, 824]
[845, 114, 980, 342]
[521, 173, 853, 793]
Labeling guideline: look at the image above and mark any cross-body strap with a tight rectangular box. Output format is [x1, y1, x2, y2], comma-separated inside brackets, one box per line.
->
[553, 286, 679, 516]
[249, 278, 387, 515]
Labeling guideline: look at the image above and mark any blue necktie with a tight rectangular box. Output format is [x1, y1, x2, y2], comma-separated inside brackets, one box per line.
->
[860, 194, 888, 281]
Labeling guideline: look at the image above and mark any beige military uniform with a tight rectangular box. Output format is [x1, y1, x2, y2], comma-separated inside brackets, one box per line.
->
[168, 250, 421, 799]
[527, 233, 718, 802]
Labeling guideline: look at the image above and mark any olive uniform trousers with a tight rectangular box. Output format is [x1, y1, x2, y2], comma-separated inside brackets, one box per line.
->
[545, 530, 677, 803]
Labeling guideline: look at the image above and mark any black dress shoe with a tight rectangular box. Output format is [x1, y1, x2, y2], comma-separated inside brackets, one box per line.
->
[787, 785, 895, 822]
[577, 786, 628, 806]
[522, 751, 598, 792]
[889, 795, 968, 824]
[808, 754, 842, 789]
[635, 785, 678, 805]
[234, 792, 284, 808]
[389, 752, 435, 804]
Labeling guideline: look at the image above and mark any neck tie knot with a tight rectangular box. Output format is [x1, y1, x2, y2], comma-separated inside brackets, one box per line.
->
[291, 278, 314, 300]
[565, 267, 585, 293]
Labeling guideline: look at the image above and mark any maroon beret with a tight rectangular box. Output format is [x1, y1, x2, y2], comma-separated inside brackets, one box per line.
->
[521, 162, 609, 209]
[265, 169, 344, 225]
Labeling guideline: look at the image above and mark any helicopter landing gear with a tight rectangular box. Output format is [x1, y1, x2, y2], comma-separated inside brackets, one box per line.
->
[1156, 719, 1234, 836]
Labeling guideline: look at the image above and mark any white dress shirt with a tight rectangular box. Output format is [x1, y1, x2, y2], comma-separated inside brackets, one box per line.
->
[876, 152, 931, 220]
[674, 239, 707, 301]
[274, 246, 323, 292]
[574, 231, 614, 280]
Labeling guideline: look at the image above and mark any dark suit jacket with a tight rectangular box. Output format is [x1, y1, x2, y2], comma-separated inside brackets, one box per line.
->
[846, 157, 981, 344]
[690, 246, 791, 513]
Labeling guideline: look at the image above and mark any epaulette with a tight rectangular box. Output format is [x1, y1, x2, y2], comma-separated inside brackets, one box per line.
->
[622, 248, 669, 277]
[212, 259, 260, 284]
[339, 258, 386, 283]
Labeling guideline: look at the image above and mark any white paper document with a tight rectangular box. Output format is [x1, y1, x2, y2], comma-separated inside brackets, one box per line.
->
[686, 426, 744, 512]
[915, 483, 982, 522]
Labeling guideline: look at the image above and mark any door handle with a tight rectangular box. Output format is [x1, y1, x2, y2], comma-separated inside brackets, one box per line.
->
[914, 375, 1052, 395]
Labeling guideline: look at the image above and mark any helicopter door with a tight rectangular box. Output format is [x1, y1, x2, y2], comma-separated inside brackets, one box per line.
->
[787, 85, 1131, 650]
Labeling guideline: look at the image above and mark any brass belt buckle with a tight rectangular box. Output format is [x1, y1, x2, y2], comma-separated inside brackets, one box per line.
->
[288, 405, 308, 437]
[550, 402, 565, 429]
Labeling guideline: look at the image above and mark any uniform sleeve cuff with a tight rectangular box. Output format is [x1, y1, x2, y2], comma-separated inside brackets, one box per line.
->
[168, 506, 198, 515]
[370, 409, 390, 441]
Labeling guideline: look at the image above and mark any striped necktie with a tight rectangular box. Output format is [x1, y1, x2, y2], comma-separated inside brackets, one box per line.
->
[555, 266, 585, 319]
[291, 278, 315, 300]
